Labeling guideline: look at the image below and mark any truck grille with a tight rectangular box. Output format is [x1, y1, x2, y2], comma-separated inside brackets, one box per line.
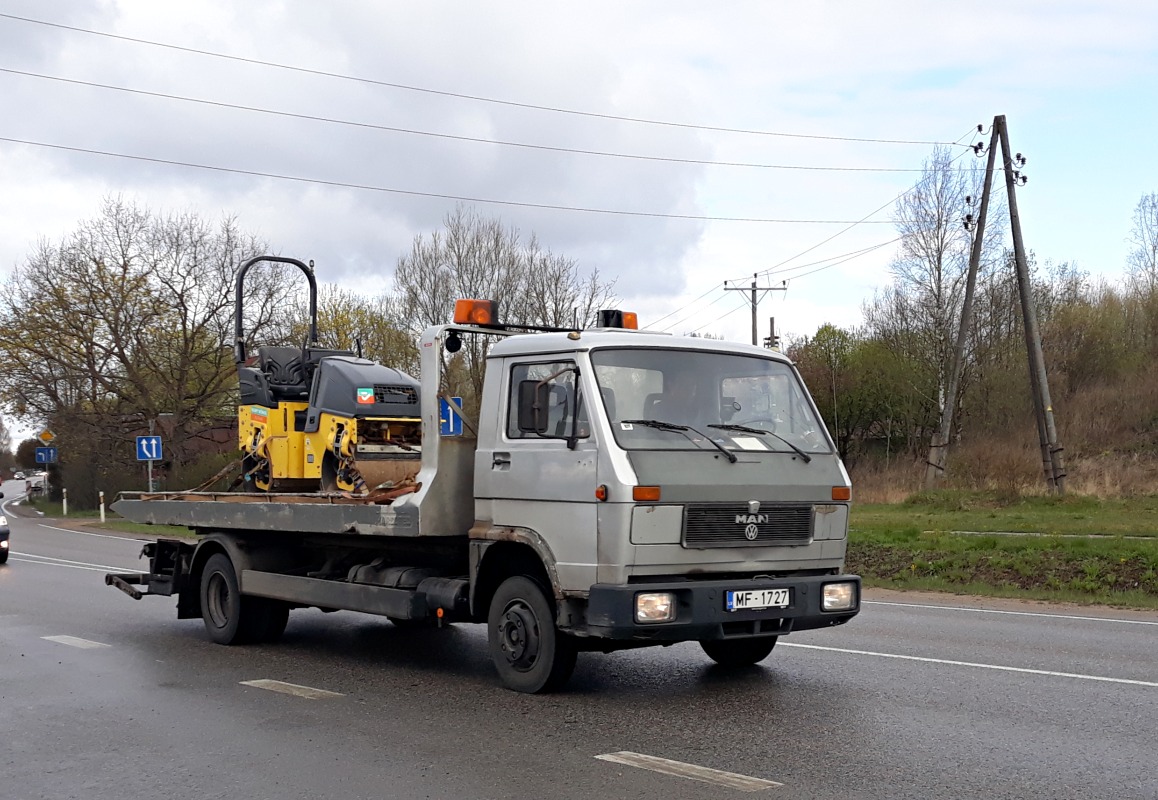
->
[683, 503, 813, 548]
[374, 385, 418, 404]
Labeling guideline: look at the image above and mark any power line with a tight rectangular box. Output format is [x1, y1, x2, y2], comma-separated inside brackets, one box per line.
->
[648, 240, 899, 333]
[778, 239, 899, 281]
[765, 238, 902, 278]
[644, 284, 724, 329]
[690, 296, 752, 335]
[0, 12, 969, 146]
[727, 135, 983, 283]
[654, 290, 734, 333]
[652, 127, 983, 333]
[0, 68, 932, 173]
[0, 136, 898, 224]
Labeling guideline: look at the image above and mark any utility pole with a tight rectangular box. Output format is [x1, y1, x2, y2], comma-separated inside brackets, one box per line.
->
[924, 124, 999, 489]
[997, 114, 1066, 493]
[725, 274, 786, 345]
[762, 317, 781, 351]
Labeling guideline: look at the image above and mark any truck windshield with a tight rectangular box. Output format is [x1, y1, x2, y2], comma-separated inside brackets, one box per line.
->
[590, 348, 832, 455]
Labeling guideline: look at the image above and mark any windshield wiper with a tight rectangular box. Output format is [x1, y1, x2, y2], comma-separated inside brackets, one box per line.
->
[621, 419, 738, 464]
[708, 423, 812, 463]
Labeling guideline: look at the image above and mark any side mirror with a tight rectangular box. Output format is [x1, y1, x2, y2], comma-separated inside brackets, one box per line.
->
[0, 491, 5, 499]
[517, 380, 550, 434]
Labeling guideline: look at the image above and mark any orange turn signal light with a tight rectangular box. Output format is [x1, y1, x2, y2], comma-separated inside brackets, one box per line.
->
[595, 484, 608, 501]
[832, 486, 851, 501]
[633, 486, 661, 502]
[453, 299, 498, 326]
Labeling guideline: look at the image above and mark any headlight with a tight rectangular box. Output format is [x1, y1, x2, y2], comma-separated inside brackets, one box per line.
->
[634, 592, 676, 623]
[0, 540, 8, 549]
[822, 582, 857, 611]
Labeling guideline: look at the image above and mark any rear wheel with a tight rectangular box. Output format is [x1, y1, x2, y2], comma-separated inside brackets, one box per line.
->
[200, 553, 288, 644]
[488, 576, 577, 693]
[700, 637, 777, 667]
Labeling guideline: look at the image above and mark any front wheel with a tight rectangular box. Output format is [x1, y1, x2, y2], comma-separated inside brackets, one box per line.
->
[488, 576, 577, 693]
[700, 637, 777, 667]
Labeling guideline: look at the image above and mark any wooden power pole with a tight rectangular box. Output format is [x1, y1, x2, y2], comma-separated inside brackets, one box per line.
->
[924, 115, 1066, 494]
[997, 114, 1066, 493]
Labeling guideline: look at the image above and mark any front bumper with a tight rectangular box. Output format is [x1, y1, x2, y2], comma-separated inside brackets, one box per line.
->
[584, 574, 860, 641]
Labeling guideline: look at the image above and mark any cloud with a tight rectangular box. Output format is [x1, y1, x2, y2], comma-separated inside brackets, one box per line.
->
[0, 0, 1155, 348]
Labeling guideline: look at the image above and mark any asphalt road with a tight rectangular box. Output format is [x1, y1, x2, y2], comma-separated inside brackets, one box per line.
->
[2, 479, 1156, 800]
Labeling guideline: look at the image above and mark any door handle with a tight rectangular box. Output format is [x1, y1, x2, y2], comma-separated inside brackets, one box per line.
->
[492, 452, 511, 468]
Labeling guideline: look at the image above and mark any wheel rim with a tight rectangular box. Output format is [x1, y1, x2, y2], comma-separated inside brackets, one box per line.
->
[206, 571, 231, 629]
[497, 600, 540, 672]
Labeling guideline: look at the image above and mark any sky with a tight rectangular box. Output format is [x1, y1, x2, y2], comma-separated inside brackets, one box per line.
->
[0, 1, 1156, 440]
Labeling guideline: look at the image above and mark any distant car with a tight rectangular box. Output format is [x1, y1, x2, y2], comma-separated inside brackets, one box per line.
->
[12, 472, 23, 480]
[0, 491, 8, 564]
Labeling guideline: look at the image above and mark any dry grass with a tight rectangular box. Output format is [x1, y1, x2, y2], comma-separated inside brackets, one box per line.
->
[850, 437, 1158, 503]
[850, 367, 1158, 503]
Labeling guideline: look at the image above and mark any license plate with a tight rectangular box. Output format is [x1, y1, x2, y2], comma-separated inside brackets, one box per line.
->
[726, 588, 790, 611]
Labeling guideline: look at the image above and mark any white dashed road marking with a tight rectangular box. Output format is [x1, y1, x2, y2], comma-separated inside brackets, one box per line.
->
[595, 751, 782, 792]
[42, 635, 111, 649]
[240, 679, 344, 699]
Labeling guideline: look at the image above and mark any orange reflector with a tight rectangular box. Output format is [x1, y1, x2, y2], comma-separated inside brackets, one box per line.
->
[621, 311, 638, 330]
[453, 299, 497, 326]
[832, 486, 851, 501]
[633, 486, 661, 502]
[436, 607, 444, 618]
[595, 485, 608, 501]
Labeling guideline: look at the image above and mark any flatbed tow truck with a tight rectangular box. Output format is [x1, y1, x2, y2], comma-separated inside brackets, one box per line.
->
[108, 258, 860, 692]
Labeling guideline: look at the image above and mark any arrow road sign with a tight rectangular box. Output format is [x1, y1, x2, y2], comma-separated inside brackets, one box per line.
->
[136, 436, 163, 461]
[35, 446, 58, 464]
[439, 396, 464, 436]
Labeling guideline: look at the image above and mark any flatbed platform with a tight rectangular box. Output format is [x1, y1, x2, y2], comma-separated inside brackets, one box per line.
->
[112, 491, 422, 536]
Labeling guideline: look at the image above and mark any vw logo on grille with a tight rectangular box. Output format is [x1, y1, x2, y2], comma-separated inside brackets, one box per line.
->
[744, 523, 759, 540]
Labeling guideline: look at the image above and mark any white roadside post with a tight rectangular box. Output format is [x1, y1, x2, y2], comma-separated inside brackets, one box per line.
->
[99, 491, 106, 523]
[63, 488, 68, 516]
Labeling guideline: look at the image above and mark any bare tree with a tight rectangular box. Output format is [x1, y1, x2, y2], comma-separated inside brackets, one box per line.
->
[0, 196, 277, 503]
[394, 206, 616, 406]
[1127, 192, 1158, 294]
[864, 146, 1006, 451]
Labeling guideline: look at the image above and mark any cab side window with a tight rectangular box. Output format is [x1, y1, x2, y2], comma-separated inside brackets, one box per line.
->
[507, 361, 585, 440]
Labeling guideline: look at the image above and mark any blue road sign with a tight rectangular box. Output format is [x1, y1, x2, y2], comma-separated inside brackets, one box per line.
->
[136, 435, 163, 461]
[439, 396, 464, 436]
[35, 446, 58, 464]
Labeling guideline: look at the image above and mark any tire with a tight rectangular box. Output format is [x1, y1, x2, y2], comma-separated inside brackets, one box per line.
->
[199, 553, 289, 644]
[488, 576, 577, 693]
[0, 549, 8, 564]
[201, 553, 246, 644]
[700, 637, 778, 667]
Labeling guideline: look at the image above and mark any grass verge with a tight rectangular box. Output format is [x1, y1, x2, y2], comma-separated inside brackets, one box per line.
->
[850, 491, 1158, 608]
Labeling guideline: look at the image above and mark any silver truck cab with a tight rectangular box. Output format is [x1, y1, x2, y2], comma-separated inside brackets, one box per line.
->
[471, 327, 858, 644]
